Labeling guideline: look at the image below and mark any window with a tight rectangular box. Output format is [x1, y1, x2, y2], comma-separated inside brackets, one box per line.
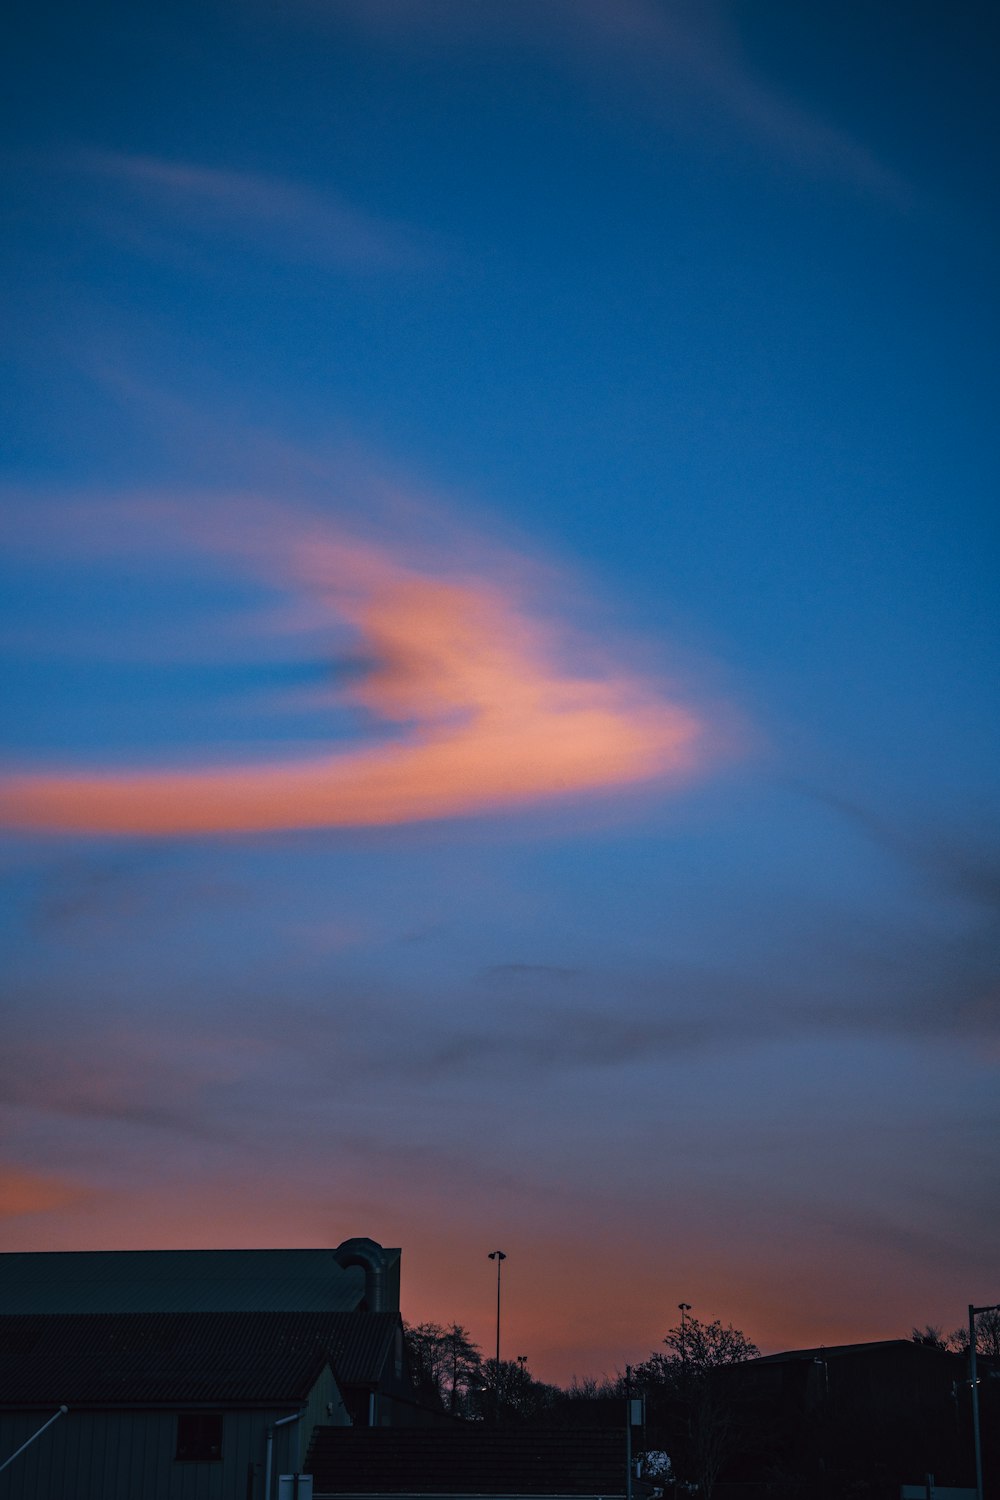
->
[175, 1412, 223, 1461]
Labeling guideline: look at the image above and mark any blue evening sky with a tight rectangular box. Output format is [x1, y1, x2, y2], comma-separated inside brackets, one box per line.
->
[1, 0, 997, 1379]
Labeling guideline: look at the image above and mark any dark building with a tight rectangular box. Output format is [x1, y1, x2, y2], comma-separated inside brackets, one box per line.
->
[0, 1240, 400, 1318]
[710, 1338, 996, 1500]
[0, 1239, 438, 1500]
[0, 1309, 345, 1500]
[305, 1425, 630, 1499]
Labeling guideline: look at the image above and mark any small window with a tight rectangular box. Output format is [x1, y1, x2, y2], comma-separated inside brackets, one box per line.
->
[176, 1412, 223, 1461]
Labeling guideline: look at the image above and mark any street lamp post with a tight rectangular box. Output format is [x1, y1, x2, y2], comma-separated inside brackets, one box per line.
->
[970, 1301, 1000, 1500]
[488, 1252, 507, 1424]
[488, 1252, 507, 1367]
[678, 1303, 692, 1380]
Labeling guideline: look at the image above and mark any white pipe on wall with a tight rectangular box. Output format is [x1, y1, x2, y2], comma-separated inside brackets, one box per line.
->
[264, 1409, 303, 1500]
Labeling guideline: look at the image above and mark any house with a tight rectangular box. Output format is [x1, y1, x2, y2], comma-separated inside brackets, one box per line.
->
[709, 1339, 996, 1499]
[0, 1239, 417, 1425]
[0, 1309, 345, 1500]
[0, 1239, 439, 1499]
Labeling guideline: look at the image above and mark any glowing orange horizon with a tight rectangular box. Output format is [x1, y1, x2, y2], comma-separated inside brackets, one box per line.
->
[0, 1172, 958, 1384]
[0, 508, 704, 836]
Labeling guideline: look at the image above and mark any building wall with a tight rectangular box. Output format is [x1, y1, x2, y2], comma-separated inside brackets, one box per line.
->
[295, 1365, 350, 1467]
[0, 1392, 344, 1500]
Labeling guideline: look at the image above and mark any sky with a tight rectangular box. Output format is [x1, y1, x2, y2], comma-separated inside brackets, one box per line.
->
[1, 0, 998, 1384]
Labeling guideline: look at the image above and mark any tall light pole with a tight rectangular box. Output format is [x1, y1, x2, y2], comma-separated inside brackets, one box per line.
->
[678, 1303, 692, 1378]
[488, 1251, 507, 1366]
[969, 1300, 1000, 1500]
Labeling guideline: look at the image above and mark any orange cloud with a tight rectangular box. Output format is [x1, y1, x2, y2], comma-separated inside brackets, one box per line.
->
[0, 509, 703, 836]
[0, 1166, 86, 1219]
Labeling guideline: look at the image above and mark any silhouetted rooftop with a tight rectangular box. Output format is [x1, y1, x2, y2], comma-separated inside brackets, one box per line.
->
[749, 1339, 958, 1364]
[0, 1248, 399, 1315]
[0, 1309, 401, 1406]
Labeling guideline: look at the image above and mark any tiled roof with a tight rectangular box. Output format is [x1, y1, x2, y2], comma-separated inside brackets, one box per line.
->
[320, 1311, 399, 1387]
[306, 1427, 627, 1496]
[0, 1249, 368, 1315]
[0, 1311, 399, 1407]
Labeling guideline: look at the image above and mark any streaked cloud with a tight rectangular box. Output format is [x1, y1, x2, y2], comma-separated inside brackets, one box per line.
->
[314, 0, 906, 200]
[0, 986, 280, 1143]
[74, 149, 436, 270]
[0, 498, 704, 836]
[0, 1165, 87, 1219]
[796, 782, 1000, 912]
[406, 978, 1000, 1085]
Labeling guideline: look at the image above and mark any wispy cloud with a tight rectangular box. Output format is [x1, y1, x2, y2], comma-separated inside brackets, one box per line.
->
[73, 149, 437, 271]
[29, 851, 165, 931]
[389, 935, 1000, 1083]
[315, 0, 907, 200]
[0, 990, 279, 1141]
[795, 782, 1000, 913]
[0, 1165, 89, 1220]
[483, 962, 582, 981]
[0, 496, 705, 835]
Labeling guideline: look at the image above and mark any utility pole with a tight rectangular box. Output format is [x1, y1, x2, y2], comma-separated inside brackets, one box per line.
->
[970, 1301, 1000, 1500]
[625, 1364, 633, 1500]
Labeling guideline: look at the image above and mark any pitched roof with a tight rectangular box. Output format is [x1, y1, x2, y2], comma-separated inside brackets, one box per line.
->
[0, 1250, 368, 1315]
[0, 1310, 400, 1407]
[321, 1311, 400, 1387]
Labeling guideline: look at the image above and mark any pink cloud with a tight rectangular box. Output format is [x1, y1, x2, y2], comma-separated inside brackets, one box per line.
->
[0, 500, 705, 836]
